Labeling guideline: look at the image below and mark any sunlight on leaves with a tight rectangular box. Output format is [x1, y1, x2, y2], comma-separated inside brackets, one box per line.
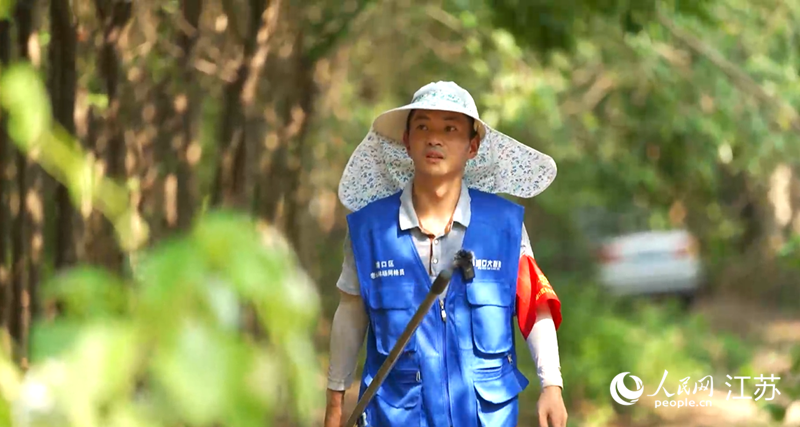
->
[0, 62, 322, 425]
[0, 63, 51, 148]
[13, 213, 322, 427]
[0, 0, 15, 21]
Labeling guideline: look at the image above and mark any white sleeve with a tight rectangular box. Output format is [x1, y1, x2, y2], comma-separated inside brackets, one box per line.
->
[327, 292, 369, 391]
[525, 303, 564, 389]
[520, 223, 534, 258]
[336, 229, 361, 296]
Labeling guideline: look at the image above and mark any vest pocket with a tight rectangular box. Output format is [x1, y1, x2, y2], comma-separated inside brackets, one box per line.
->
[473, 362, 524, 427]
[367, 281, 418, 356]
[466, 280, 514, 355]
[369, 369, 423, 426]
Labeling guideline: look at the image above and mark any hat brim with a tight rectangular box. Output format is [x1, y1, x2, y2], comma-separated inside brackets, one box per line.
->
[372, 103, 488, 143]
[338, 108, 558, 212]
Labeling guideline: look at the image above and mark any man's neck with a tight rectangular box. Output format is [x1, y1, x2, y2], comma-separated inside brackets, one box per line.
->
[411, 175, 463, 235]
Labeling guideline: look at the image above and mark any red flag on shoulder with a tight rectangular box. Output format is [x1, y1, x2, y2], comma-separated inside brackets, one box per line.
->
[515, 254, 562, 339]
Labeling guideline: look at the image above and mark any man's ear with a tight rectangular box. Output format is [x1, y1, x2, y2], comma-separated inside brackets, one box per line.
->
[402, 131, 411, 152]
[468, 134, 480, 159]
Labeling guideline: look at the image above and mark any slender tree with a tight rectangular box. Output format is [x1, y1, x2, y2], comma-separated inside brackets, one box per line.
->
[49, 0, 79, 269]
[0, 15, 11, 340]
[10, 0, 35, 365]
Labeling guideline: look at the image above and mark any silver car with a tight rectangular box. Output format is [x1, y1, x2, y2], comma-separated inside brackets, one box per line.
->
[596, 229, 704, 305]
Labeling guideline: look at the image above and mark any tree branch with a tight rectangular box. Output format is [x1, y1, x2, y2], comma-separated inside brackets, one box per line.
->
[305, 0, 375, 62]
[657, 10, 800, 133]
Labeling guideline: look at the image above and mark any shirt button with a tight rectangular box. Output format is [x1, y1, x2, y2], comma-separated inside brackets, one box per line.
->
[432, 258, 438, 264]
[434, 239, 440, 245]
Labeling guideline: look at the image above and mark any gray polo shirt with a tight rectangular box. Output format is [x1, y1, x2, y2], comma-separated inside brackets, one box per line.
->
[336, 181, 533, 297]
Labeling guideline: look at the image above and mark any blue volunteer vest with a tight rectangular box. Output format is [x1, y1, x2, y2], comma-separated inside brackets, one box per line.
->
[346, 188, 530, 427]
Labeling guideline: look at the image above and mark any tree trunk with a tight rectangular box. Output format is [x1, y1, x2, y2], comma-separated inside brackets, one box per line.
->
[279, 51, 315, 252]
[255, 26, 319, 262]
[49, 0, 78, 269]
[210, 60, 247, 207]
[89, 0, 132, 271]
[10, 0, 35, 365]
[148, 79, 174, 234]
[792, 167, 800, 234]
[255, 3, 366, 252]
[211, 0, 278, 209]
[0, 19, 11, 342]
[256, 28, 305, 225]
[78, 106, 98, 262]
[26, 164, 43, 336]
[172, 0, 203, 230]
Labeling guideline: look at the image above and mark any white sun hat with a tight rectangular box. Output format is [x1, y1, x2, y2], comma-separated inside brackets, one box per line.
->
[337, 81, 557, 212]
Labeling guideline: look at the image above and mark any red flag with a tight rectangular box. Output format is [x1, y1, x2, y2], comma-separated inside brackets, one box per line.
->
[516, 254, 562, 339]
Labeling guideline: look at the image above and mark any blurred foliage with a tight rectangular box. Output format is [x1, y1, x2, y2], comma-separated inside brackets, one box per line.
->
[333, 0, 800, 285]
[1, 0, 799, 425]
[0, 63, 322, 426]
[0, 63, 149, 253]
[438, 0, 800, 302]
[0, 0, 14, 21]
[761, 344, 800, 423]
[778, 234, 800, 271]
[2, 212, 322, 427]
[483, 0, 715, 56]
[515, 276, 753, 423]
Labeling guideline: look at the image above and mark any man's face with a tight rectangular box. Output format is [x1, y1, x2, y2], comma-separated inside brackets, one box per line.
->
[402, 109, 480, 179]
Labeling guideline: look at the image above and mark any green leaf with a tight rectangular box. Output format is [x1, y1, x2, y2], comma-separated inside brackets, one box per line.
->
[790, 345, 800, 373]
[41, 267, 129, 319]
[0, 349, 21, 404]
[0, 0, 15, 21]
[459, 10, 477, 28]
[135, 239, 210, 340]
[764, 402, 787, 422]
[86, 93, 109, 111]
[29, 321, 84, 363]
[19, 322, 140, 427]
[0, 63, 52, 148]
[150, 320, 252, 425]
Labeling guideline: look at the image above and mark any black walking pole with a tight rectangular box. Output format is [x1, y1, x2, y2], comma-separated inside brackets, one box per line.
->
[344, 250, 475, 427]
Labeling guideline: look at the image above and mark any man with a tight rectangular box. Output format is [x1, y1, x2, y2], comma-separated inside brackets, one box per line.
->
[325, 81, 567, 427]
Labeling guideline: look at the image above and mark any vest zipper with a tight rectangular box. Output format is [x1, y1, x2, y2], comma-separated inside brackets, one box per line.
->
[440, 296, 451, 424]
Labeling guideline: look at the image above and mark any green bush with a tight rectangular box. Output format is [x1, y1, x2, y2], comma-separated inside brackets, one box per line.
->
[522, 277, 754, 422]
[0, 61, 325, 427]
[761, 344, 800, 423]
[0, 213, 323, 427]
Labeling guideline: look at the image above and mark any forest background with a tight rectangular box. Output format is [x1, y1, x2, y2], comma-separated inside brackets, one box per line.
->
[0, 0, 799, 425]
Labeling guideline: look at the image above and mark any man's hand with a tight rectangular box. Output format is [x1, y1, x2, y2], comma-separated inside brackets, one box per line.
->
[538, 385, 567, 427]
[324, 389, 345, 427]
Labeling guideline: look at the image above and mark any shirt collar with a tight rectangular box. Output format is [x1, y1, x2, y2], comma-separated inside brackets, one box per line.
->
[399, 180, 471, 231]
